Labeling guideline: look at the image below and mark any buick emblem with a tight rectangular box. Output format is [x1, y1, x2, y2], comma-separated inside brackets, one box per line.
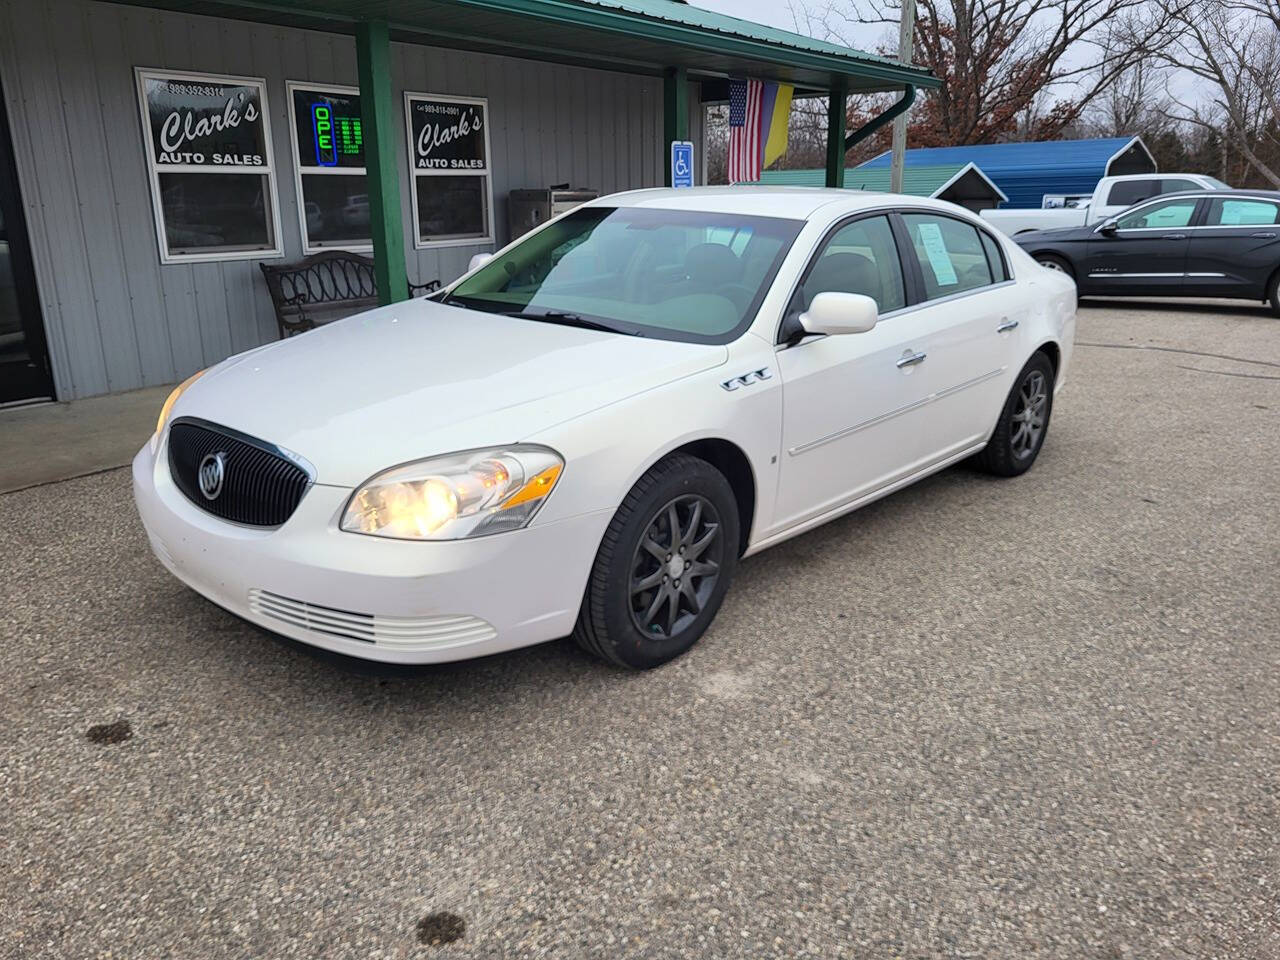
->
[198, 451, 227, 501]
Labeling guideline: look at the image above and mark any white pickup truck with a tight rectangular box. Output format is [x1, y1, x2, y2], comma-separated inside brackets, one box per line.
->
[980, 173, 1231, 235]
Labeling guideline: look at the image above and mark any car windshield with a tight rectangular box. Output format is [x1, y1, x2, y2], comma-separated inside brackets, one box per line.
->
[445, 206, 804, 343]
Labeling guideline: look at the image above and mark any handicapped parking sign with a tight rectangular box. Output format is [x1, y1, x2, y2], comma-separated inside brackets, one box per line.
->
[671, 141, 694, 188]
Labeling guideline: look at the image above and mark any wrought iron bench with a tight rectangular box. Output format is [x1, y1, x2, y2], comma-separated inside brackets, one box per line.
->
[259, 252, 440, 338]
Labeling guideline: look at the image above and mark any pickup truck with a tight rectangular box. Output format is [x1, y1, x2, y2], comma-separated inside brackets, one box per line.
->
[980, 173, 1231, 235]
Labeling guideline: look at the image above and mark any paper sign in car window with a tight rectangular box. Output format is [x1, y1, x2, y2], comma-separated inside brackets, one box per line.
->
[917, 222, 958, 286]
[1221, 200, 1275, 225]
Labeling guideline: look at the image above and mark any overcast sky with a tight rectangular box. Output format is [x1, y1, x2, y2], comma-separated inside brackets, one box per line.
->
[688, 0, 1205, 115]
[690, 0, 802, 30]
[689, 1, 888, 51]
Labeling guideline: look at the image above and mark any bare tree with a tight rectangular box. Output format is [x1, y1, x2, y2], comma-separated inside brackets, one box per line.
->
[1152, 0, 1280, 186]
[792, 0, 1172, 144]
[1085, 58, 1173, 139]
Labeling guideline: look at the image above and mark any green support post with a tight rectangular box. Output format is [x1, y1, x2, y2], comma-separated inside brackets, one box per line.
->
[825, 79, 848, 188]
[355, 20, 408, 305]
[663, 66, 689, 187]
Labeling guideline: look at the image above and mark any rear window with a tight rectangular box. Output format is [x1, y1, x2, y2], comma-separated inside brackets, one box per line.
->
[1158, 179, 1202, 194]
[1106, 180, 1158, 206]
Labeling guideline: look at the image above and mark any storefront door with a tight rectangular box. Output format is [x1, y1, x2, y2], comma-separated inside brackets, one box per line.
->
[0, 83, 54, 405]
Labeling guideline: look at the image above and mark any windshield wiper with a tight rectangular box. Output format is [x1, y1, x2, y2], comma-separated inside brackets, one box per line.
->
[505, 310, 639, 336]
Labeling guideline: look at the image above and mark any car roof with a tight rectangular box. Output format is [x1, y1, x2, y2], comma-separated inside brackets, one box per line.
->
[1156, 187, 1280, 201]
[1106, 173, 1214, 182]
[590, 185, 965, 221]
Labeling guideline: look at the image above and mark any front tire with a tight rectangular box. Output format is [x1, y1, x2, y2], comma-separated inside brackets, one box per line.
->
[574, 453, 739, 669]
[973, 352, 1055, 477]
[1035, 254, 1074, 278]
[1268, 269, 1280, 316]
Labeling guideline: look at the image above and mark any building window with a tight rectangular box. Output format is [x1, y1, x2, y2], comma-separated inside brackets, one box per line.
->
[135, 68, 282, 264]
[404, 93, 494, 248]
[286, 83, 371, 253]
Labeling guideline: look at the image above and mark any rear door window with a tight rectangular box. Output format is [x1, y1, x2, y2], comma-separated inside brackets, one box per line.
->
[1157, 179, 1202, 195]
[1205, 198, 1280, 226]
[979, 230, 1009, 282]
[900, 213, 994, 299]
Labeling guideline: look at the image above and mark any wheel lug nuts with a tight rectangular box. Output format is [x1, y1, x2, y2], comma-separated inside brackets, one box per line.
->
[675, 579, 681, 587]
[679, 546, 685, 554]
[662, 575, 668, 582]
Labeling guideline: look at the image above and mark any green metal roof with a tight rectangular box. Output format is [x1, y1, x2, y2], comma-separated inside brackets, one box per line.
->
[761, 162, 1007, 201]
[110, 0, 938, 91]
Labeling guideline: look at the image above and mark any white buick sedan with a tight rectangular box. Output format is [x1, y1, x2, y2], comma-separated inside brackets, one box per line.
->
[134, 188, 1075, 669]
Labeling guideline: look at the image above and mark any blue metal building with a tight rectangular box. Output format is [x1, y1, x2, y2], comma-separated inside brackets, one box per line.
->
[857, 137, 1156, 209]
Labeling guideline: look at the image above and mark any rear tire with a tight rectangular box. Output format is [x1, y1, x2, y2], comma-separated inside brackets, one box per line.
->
[574, 454, 739, 669]
[1268, 270, 1280, 316]
[973, 352, 1055, 478]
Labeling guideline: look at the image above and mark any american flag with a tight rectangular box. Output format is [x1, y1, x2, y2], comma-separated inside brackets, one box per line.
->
[728, 77, 763, 184]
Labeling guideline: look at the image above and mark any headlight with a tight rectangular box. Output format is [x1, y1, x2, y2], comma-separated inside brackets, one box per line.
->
[156, 369, 206, 436]
[341, 445, 564, 541]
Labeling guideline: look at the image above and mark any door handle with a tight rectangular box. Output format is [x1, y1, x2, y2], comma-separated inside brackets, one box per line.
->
[1251, 232, 1277, 239]
[996, 319, 1019, 333]
[1161, 233, 1188, 240]
[896, 351, 927, 369]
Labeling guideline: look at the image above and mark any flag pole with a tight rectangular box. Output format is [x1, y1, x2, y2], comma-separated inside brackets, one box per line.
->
[890, 0, 917, 194]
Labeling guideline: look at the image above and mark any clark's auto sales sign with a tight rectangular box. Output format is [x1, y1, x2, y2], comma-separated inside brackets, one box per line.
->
[142, 73, 268, 167]
[407, 95, 488, 171]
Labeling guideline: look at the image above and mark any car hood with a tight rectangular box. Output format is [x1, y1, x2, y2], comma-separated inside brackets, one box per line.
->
[173, 299, 728, 487]
[1014, 225, 1093, 243]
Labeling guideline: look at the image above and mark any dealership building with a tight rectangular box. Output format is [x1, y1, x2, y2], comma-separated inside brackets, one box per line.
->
[0, 0, 935, 404]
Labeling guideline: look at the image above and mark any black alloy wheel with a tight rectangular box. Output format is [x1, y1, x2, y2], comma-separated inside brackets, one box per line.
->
[628, 494, 724, 640]
[574, 453, 739, 669]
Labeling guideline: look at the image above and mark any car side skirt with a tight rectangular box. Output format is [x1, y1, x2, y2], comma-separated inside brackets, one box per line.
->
[743, 440, 987, 558]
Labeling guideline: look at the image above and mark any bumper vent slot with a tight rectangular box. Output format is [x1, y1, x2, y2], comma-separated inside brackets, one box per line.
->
[248, 590, 497, 648]
[168, 420, 310, 527]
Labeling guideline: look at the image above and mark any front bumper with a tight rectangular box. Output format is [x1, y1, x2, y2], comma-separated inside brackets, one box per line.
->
[132, 440, 611, 664]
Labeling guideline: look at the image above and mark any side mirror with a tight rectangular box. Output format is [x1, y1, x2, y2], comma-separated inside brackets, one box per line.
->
[1098, 219, 1119, 235]
[798, 292, 879, 336]
[467, 252, 495, 272]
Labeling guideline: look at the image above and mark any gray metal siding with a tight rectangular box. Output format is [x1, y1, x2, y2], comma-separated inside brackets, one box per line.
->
[0, 0, 678, 400]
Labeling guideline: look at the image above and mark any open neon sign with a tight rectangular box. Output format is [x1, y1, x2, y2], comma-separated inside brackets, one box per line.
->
[309, 101, 363, 166]
[311, 103, 337, 166]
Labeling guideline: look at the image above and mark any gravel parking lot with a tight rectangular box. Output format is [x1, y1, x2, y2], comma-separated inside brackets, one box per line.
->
[2, 299, 1277, 959]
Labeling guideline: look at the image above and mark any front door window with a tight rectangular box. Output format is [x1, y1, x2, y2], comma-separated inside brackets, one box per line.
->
[1114, 199, 1198, 231]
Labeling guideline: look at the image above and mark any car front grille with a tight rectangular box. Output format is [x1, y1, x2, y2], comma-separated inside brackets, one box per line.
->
[167, 419, 310, 527]
[248, 590, 498, 647]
